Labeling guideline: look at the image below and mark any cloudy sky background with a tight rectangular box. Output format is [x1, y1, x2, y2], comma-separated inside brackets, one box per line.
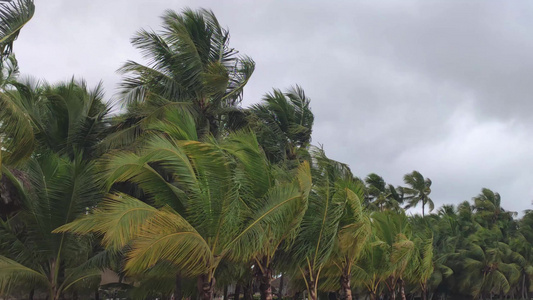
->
[14, 0, 533, 214]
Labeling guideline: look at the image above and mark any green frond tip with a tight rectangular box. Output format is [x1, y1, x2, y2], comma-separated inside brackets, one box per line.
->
[0, 0, 34, 59]
[53, 193, 161, 250]
[0, 255, 48, 287]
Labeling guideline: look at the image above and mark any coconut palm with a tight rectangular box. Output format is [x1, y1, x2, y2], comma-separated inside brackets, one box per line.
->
[351, 233, 390, 300]
[56, 114, 312, 300]
[111, 7, 255, 147]
[319, 178, 370, 300]
[285, 148, 356, 300]
[402, 171, 433, 217]
[365, 173, 403, 212]
[250, 86, 314, 165]
[372, 211, 415, 300]
[0, 153, 103, 300]
[472, 188, 516, 228]
[1, 77, 110, 166]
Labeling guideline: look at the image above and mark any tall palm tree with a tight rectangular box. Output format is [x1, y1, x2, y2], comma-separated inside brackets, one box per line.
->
[351, 233, 390, 300]
[56, 116, 312, 300]
[365, 173, 402, 212]
[402, 171, 433, 217]
[327, 179, 370, 300]
[114, 8, 255, 143]
[0, 153, 103, 300]
[1, 77, 110, 166]
[250, 86, 314, 165]
[286, 148, 355, 300]
[472, 188, 515, 228]
[372, 212, 415, 300]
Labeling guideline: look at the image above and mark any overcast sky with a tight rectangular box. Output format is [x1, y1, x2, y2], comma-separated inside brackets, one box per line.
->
[14, 0, 533, 214]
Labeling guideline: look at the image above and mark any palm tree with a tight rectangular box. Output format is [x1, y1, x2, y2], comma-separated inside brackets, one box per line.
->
[0, 0, 34, 62]
[402, 171, 433, 217]
[56, 116, 312, 300]
[451, 233, 521, 299]
[319, 179, 370, 300]
[250, 86, 314, 165]
[472, 188, 516, 228]
[411, 229, 434, 300]
[351, 233, 390, 300]
[113, 8, 255, 143]
[373, 212, 416, 300]
[365, 173, 402, 212]
[0, 153, 103, 300]
[285, 148, 356, 300]
[1, 77, 110, 166]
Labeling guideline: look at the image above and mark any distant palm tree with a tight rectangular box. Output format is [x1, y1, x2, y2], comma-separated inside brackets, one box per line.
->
[402, 171, 433, 217]
[365, 173, 403, 212]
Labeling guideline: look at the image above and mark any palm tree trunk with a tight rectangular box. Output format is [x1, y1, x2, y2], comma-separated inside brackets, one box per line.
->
[29, 289, 34, 300]
[234, 284, 241, 300]
[258, 257, 274, 300]
[292, 291, 301, 300]
[173, 274, 183, 300]
[94, 289, 99, 300]
[399, 278, 407, 300]
[279, 273, 284, 300]
[308, 279, 317, 300]
[339, 266, 352, 300]
[369, 291, 376, 300]
[198, 273, 216, 300]
[244, 282, 253, 300]
[224, 285, 229, 300]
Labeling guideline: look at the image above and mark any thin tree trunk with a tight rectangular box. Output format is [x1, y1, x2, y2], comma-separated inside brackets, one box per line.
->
[94, 289, 100, 300]
[234, 284, 242, 300]
[308, 279, 317, 300]
[224, 285, 229, 300]
[29, 289, 34, 300]
[244, 282, 253, 300]
[279, 273, 285, 300]
[198, 274, 216, 300]
[399, 278, 407, 300]
[258, 257, 274, 300]
[339, 266, 353, 300]
[369, 292, 376, 300]
[172, 274, 183, 300]
[292, 291, 301, 300]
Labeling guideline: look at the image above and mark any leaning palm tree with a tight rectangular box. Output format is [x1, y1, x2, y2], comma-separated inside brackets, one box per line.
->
[0, 0, 34, 62]
[0, 153, 103, 300]
[111, 7, 255, 146]
[365, 173, 402, 212]
[472, 188, 516, 228]
[319, 178, 371, 300]
[284, 148, 356, 300]
[250, 86, 314, 165]
[372, 211, 416, 300]
[56, 114, 312, 300]
[402, 171, 433, 217]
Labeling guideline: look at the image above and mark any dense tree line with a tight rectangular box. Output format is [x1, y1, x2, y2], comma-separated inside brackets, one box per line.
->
[0, 3, 532, 300]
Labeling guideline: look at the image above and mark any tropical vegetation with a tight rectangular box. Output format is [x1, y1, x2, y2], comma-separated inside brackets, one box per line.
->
[0, 2, 532, 300]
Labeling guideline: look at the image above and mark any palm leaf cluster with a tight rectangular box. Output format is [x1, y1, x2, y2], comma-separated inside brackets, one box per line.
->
[0, 5, 532, 300]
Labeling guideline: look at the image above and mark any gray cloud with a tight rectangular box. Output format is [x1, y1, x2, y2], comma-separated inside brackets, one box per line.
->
[15, 0, 533, 213]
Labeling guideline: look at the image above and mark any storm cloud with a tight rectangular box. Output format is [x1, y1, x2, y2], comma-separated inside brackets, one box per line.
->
[14, 0, 533, 214]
